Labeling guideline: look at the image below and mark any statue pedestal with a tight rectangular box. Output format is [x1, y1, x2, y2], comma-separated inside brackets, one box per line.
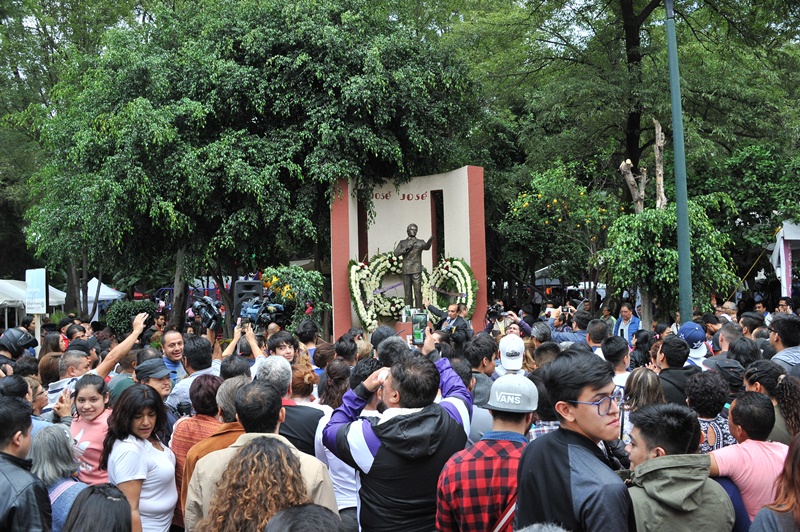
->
[394, 322, 412, 347]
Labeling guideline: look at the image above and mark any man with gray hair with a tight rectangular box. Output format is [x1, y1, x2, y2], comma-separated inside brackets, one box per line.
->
[180, 375, 249, 513]
[257, 356, 323, 456]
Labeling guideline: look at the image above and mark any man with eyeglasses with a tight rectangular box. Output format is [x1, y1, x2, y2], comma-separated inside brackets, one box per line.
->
[776, 297, 794, 315]
[768, 314, 800, 374]
[515, 351, 634, 531]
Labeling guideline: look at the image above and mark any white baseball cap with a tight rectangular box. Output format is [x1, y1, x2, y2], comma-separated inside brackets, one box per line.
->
[499, 334, 525, 372]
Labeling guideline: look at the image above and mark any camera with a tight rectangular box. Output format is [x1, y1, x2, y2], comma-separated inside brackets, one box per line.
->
[486, 304, 505, 321]
[239, 294, 286, 332]
[561, 306, 569, 313]
[192, 296, 223, 330]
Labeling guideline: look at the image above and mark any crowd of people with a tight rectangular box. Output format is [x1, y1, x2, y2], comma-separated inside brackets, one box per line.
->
[0, 293, 799, 531]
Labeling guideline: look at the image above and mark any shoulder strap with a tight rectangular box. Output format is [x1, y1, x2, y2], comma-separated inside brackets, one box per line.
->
[492, 494, 517, 532]
[49, 479, 76, 505]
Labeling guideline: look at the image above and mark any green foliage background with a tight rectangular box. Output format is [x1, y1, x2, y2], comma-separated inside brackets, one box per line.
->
[1, 0, 799, 319]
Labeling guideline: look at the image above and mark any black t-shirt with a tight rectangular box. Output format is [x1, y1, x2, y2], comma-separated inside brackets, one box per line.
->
[280, 404, 325, 456]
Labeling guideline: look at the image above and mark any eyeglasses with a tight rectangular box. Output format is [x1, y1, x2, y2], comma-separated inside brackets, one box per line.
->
[567, 388, 624, 416]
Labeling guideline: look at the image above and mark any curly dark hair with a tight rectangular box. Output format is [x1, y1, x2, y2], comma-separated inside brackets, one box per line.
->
[99, 384, 169, 470]
[775, 375, 800, 438]
[195, 437, 309, 532]
[685, 371, 728, 419]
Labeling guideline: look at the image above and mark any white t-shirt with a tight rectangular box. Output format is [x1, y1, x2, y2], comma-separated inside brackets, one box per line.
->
[314, 408, 358, 510]
[108, 436, 178, 532]
[613, 372, 630, 390]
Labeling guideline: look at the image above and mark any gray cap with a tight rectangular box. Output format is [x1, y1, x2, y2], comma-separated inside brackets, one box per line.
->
[486, 373, 538, 413]
[135, 358, 171, 380]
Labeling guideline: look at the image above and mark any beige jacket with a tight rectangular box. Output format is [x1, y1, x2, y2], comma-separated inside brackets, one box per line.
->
[184, 432, 338, 531]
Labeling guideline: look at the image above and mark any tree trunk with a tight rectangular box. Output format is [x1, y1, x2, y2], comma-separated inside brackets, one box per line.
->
[80, 247, 89, 316]
[88, 265, 102, 320]
[171, 248, 188, 331]
[620, 159, 647, 214]
[653, 119, 668, 210]
[66, 259, 79, 312]
[640, 286, 654, 332]
[212, 270, 234, 338]
[620, 0, 643, 175]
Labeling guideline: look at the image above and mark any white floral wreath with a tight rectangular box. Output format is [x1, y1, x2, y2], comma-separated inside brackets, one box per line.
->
[422, 257, 478, 323]
[349, 254, 478, 331]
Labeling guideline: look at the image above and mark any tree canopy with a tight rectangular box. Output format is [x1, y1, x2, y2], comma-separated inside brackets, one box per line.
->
[26, 0, 476, 325]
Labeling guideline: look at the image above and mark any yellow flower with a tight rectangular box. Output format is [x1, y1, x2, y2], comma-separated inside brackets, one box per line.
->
[523, 202, 529, 208]
[553, 199, 558, 204]
[545, 220, 549, 225]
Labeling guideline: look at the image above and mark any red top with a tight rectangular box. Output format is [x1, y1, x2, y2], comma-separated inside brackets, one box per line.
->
[436, 438, 527, 532]
[170, 414, 221, 527]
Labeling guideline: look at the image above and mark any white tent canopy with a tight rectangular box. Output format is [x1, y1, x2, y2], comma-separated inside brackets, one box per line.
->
[78, 278, 126, 322]
[0, 279, 66, 309]
[80, 278, 126, 305]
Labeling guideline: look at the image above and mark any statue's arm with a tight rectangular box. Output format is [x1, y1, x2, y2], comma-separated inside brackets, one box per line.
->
[423, 236, 434, 250]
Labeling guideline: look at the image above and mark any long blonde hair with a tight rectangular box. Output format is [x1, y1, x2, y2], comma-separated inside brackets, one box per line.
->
[195, 437, 309, 532]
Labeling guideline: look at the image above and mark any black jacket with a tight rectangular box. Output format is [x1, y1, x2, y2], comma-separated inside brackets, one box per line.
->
[516, 428, 634, 531]
[659, 365, 702, 405]
[323, 358, 471, 531]
[0, 451, 52, 532]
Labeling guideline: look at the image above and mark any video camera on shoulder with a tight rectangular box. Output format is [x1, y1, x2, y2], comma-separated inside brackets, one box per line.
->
[192, 296, 223, 331]
[486, 304, 508, 321]
[239, 293, 285, 333]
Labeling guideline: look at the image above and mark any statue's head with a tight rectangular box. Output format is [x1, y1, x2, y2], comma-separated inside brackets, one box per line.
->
[407, 224, 418, 237]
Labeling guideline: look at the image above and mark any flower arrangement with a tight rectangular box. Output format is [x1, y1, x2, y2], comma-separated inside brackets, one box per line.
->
[367, 252, 407, 321]
[348, 259, 378, 332]
[348, 255, 478, 330]
[423, 257, 479, 323]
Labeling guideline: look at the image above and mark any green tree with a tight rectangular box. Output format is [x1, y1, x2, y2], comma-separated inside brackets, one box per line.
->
[600, 201, 738, 317]
[29, 0, 476, 331]
[500, 162, 621, 298]
[1, 0, 138, 294]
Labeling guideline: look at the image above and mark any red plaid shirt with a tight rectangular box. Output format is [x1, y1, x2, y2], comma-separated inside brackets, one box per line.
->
[436, 433, 527, 531]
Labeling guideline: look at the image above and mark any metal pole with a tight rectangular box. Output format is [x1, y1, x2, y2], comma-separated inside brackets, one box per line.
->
[665, 0, 693, 321]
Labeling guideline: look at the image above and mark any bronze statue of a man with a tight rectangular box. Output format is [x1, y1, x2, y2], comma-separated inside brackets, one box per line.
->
[393, 223, 433, 309]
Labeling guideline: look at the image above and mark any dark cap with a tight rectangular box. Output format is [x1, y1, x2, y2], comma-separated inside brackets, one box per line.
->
[705, 358, 745, 391]
[370, 326, 399, 350]
[135, 358, 171, 380]
[68, 339, 95, 356]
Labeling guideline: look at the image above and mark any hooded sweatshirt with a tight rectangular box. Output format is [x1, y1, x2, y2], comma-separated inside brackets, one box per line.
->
[627, 454, 735, 532]
[658, 365, 702, 405]
[323, 358, 471, 532]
